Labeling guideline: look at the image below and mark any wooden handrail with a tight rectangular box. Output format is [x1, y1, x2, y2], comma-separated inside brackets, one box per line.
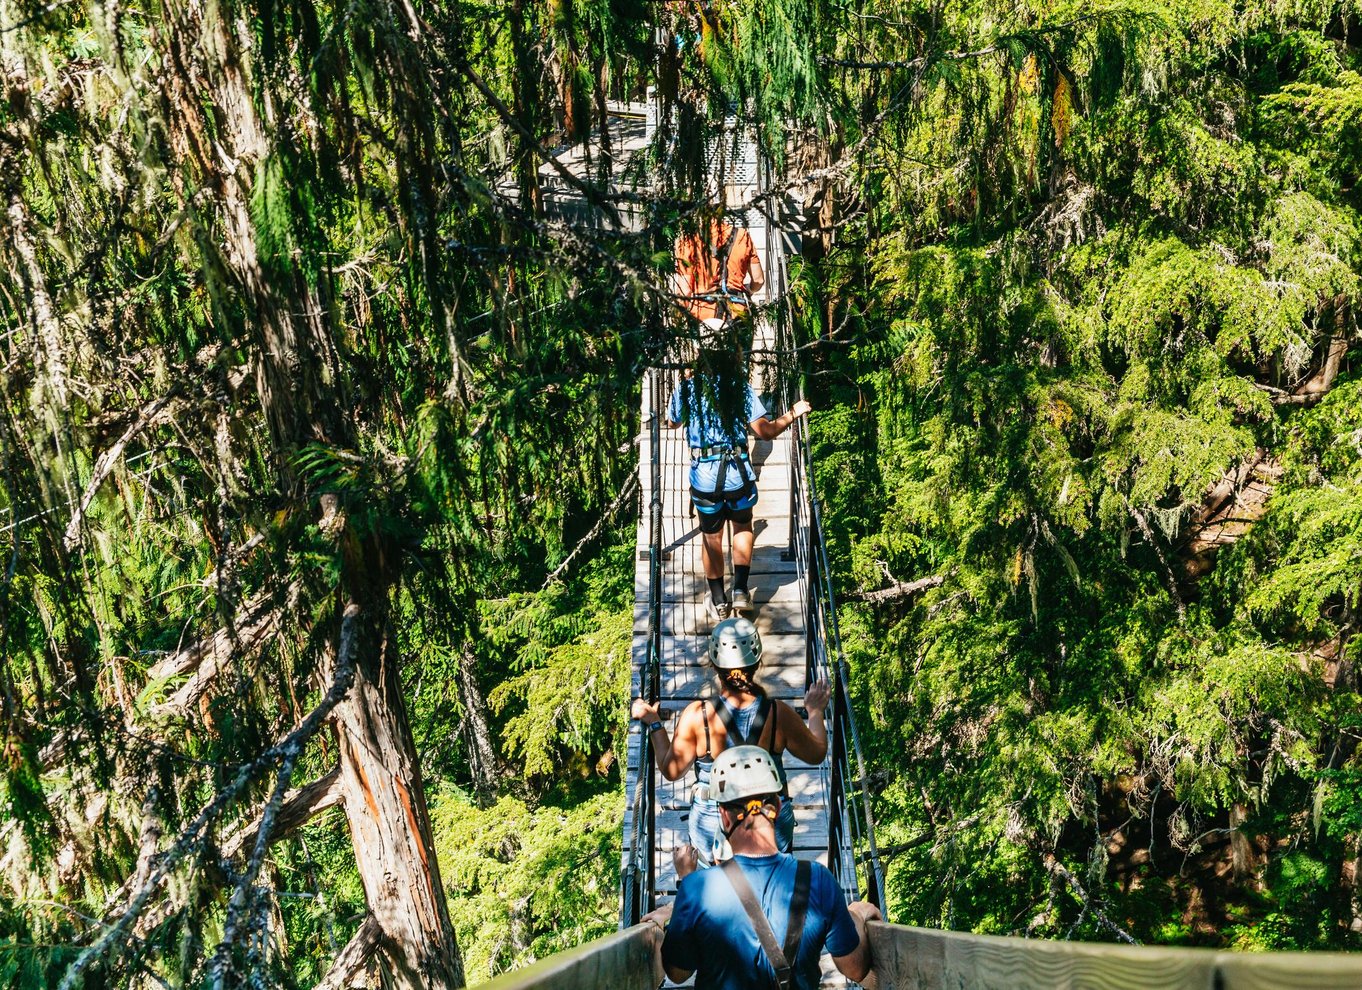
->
[472, 917, 1362, 989]
[479, 924, 658, 990]
[866, 922, 1362, 990]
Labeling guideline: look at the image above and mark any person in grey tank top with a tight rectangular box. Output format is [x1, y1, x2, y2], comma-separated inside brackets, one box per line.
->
[631, 617, 830, 872]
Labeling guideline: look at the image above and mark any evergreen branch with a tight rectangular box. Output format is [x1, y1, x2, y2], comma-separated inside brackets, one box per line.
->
[1127, 502, 1186, 621]
[876, 809, 986, 858]
[818, 46, 1001, 71]
[58, 604, 362, 990]
[819, 13, 1146, 72]
[0, 0, 75, 34]
[452, 57, 624, 227]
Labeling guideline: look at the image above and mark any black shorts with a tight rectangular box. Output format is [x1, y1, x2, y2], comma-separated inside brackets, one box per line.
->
[691, 486, 757, 534]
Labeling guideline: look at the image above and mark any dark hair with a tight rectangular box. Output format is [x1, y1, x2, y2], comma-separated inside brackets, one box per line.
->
[678, 335, 749, 443]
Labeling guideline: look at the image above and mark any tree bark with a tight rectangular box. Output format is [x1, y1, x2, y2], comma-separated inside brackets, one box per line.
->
[456, 645, 501, 806]
[324, 617, 465, 989]
[1182, 452, 1281, 579]
[1228, 803, 1258, 882]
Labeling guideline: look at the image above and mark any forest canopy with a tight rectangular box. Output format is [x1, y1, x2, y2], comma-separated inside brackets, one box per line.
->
[0, 0, 1358, 986]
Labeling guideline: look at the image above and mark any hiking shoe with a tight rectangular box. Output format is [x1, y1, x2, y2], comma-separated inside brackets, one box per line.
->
[730, 588, 753, 615]
[706, 594, 731, 622]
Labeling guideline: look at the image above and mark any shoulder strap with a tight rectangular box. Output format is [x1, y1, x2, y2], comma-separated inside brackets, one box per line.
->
[784, 860, 811, 974]
[721, 859, 795, 990]
[701, 701, 712, 760]
[763, 695, 778, 753]
[713, 693, 737, 740]
[746, 693, 772, 749]
[711, 224, 734, 291]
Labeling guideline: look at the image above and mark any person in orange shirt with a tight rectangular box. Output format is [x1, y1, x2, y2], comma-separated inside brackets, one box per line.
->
[674, 219, 765, 322]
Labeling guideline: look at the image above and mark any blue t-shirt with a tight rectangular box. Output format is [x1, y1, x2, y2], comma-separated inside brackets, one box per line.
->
[662, 853, 860, 990]
[666, 380, 769, 493]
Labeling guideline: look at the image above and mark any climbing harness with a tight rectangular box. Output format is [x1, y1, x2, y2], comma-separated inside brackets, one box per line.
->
[708, 223, 742, 319]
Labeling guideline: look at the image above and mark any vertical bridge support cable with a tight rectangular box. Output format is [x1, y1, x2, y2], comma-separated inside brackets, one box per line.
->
[758, 134, 885, 911]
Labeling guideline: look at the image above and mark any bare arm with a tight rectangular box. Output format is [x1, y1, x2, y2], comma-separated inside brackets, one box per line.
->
[747, 253, 765, 295]
[832, 901, 881, 983]
[751, 399, 811, 441]
[631, 698, 701, 780]
[776, 680, 829, 765]
[641, 903, 689, 986]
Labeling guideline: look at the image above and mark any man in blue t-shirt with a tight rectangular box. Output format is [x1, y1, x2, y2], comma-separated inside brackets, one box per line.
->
[666, 334, 811, 619]
[644, 746, 880, 990]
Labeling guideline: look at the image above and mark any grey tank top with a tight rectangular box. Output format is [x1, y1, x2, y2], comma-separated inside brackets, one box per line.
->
[694, 694, 786, 790]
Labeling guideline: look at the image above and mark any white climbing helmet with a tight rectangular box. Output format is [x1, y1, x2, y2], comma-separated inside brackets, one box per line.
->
[710, 745, 782, 804]
[709, 616, 762, 670]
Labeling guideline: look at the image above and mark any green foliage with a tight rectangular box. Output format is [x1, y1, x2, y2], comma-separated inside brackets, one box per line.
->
[432, 787, 622, 984]
[483, 591, 632, 779]
[4, 0, 1362, 980]
[806, 0, 1362, 949]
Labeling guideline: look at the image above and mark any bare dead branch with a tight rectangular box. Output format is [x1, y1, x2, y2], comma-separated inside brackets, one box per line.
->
[541, 473, 639, 590]
[314, 914, 382, 990]
[59, 604, 362, 990]
[220, 767, 343, 860]
[144, 581, 300, 719]
[63, 390, 180, 552]
[1043, 852, 1138, 945]
[855, 573, 945, 604]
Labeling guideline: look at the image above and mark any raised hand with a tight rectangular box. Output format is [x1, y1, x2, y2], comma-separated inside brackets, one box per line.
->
[632, 698, 660, 723]
[804, 679, 830, 714]
[674, 843, 699, 881]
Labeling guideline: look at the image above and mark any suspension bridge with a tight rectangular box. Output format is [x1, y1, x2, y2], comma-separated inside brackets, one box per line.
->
[483, 90, 1362, 990]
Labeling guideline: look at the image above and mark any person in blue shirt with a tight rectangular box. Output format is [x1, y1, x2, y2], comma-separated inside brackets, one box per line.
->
[666, 327, 811, 618]
[643, 746, 880, 990]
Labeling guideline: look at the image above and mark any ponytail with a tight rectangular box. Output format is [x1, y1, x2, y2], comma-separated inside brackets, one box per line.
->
[720, 664, 763, 694]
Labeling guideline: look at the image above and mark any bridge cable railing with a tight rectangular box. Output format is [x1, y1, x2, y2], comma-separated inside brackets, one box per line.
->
[762, 289, 887, 910]
[621, 366, 665, 926]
